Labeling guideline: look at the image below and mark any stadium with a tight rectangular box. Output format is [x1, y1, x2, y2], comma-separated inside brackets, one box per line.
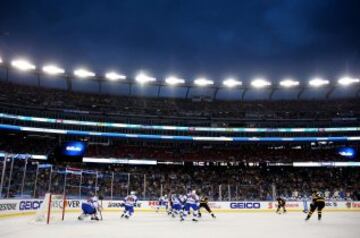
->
[1, 1, 360, 238]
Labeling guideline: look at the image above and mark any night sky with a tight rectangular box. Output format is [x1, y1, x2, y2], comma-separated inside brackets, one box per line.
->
[1, 0, 360, 83]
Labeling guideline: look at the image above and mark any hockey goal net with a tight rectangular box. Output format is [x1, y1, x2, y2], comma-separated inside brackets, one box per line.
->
[34, 193, 66, 224]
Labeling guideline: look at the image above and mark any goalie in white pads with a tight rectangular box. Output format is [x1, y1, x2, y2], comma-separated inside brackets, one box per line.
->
[121, 191, 138, 219]
[78, 195, 101, 221]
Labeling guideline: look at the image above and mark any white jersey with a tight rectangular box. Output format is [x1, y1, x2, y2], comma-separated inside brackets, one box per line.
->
[171, 195, 182, 205]
[185, 193, 199, 204]
[83, 196, 99, 209]
[159, 196, 168, 204]
[124, 194, 138, 207]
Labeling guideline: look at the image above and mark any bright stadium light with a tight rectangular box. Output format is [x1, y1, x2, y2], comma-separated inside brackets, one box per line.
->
[194, 78, 214, 86]
[309, 78, 329, 87]
[74, 68, 95, 78]
[42, 64, 65, 75]
[0, 56, 2, 64]
[223, 78, 242, 88]
[135, 72, 156, 84]
[279, 79, 300, 88]
[105, 71, 126, 81]
[165, 76, 185, 85]
[11, 59, 36, 71]
[338, 76, 360, 86]
[251, 78, 271, 88]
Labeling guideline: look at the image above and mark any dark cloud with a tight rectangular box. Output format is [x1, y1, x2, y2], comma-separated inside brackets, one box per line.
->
[0, 0, 359, 81]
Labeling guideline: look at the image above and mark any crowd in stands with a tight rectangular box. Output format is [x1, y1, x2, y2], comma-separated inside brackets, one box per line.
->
[1, 158, 359, 201]
[0, 133, 357, 162]
[0, 81, 359, 123]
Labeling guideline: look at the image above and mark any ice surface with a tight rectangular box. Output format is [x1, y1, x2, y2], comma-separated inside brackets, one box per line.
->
[0, 212, 359, 238]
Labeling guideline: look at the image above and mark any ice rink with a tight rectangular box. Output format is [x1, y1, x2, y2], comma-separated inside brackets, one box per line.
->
[1, 212, 359, 238]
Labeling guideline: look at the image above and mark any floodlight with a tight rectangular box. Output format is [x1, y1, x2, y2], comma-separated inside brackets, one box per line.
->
[0, 56, 2, 64]
[223, 78, 242, 88]
[11, 59, 36, 71]
[251, 78, 271, 88]
[309, 78, 329, 87]
[135, 73, 156, 84]
[338, 76, 360, 86]
[194, 78, 214, 86]
[165, 76, 185, 85]
[105, 71, 126, 81]
[279, 79, 300, 88]
[42, 64, 65, 75]
[74, 68, 95, 78]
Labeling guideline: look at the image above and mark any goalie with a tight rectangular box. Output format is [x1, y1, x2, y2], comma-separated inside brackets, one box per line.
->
[78, 194, 102, 221]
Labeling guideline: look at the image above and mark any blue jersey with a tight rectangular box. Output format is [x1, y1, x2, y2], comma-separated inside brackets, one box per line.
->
[159, 196, 168, 205]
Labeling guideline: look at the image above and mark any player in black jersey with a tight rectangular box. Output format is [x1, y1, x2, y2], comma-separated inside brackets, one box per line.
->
[305, 192, 325, 221]
[198, 196, 216, 218]
[276, 197, 287, 214]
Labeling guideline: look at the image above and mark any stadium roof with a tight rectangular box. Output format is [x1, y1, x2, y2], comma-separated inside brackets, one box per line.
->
[0, 56, 360, 100]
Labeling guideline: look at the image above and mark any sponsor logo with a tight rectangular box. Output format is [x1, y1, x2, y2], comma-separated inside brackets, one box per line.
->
[19, 201, 43, 210]
[0, 203, 17, 211]
[268, 202, 273, 209]
[230, 202, 261, 209]
[108, 202, 124, 208]
[148, 201, 159, 207]
[325, 202, 338, 207]
[351, 202, 360, 208]
[285, 203, 299, 208]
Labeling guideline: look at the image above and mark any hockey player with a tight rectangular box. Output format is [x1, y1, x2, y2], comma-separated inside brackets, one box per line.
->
[276, 197, 287, 214]
[305, 192, 325, 221]
[198, 195, 216, 218]
[156, 194, 168, 213]
[121, 191, 138, 219]
[170, 194, 183, 218]
[180, 190, 200, 222]
[78, 195, 100, 221]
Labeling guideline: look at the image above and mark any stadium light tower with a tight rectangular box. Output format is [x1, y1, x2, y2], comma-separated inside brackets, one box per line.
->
[165, 76, 185, 85]
[223, 78, 242, 88]
[309, 78, 329, 87]
[74, 68, 95, 78]
[338, 76, 360, 86]
[279, 79, 300, 88]
[251, 78, 271, 88]
[194, 78, 214, 86]
[42, 64, 65, 75]
[135, 72, 156, 84]
[105, 71, 126, 81]
[11, 59, 36, 71]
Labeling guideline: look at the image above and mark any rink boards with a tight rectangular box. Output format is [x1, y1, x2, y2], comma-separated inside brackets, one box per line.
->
[1, 199, 360, 218]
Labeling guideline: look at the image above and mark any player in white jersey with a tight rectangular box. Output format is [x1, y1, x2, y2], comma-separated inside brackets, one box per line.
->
[78, 195, 101, 221]
[156, 195, 168, 212]
[121, 191, 138, 219]
[170, 194, 183, 217]
[180, 190, 200, 222]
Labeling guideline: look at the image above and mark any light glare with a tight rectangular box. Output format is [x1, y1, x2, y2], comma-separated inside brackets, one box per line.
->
[279, 79, 300, 88]
[42, 65, 65, 75]
[11, 59, 36, 71]
[135, 73, 156, 84]
[251, 78, 271, 88]
[165, 76, 185, 85]
[74, 68, 95, 78]
[338, 76, 360, 86]
[309, 78, 329, 87]
[223, 78, 242, 88]
[194, 78, 214, 86]
[105, 71, 126, 81]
